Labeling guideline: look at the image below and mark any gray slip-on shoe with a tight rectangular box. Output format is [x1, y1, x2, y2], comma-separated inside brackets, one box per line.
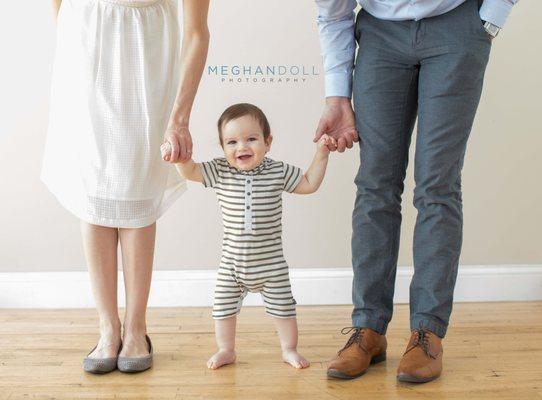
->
[117, 335, 153, 373]
[83, 343, 121, 374]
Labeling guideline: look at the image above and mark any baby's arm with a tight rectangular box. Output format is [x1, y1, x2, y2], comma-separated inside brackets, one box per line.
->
[175, 159, 204, 183]
[161, 142, 203, 183]
[293, 135, 334, 195]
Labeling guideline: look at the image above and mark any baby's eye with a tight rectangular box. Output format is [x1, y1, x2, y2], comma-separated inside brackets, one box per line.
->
[248, 137, 257, 142]
[227, 141, 236, 145]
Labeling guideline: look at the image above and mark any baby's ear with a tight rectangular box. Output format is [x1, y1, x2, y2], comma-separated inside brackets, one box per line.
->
[265, 134, 273, 149]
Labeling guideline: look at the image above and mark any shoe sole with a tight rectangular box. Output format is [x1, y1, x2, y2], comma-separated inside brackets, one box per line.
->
[327, 352, 386, 380]
[83, 367, 116, 374]
[83, 358, 118, 374]
[397, 373, 440, 383]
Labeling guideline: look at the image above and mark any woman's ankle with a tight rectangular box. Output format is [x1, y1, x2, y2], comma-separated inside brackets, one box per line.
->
[122, 322, 147, 340]
[99, 319, 122, 339]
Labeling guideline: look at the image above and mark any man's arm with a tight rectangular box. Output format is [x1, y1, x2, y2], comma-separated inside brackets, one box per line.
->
[315, 0, 357, 98]
[314, 0, 359, 153]
[480, 0, 519, 29]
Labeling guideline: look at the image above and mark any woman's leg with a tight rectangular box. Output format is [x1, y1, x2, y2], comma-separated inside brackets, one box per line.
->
[81, 222, 122, 358]
[118, 222, 156, 357]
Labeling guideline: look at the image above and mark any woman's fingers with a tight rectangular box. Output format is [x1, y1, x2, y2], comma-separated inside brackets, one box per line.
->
[186, 135, 194, 161]
[169, 136, 180, 163]
[179, 131, 194, 162]
[179, 134, 188, 162]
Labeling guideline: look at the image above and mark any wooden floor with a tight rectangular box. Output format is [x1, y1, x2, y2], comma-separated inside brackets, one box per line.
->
[0, 302, 541, 399]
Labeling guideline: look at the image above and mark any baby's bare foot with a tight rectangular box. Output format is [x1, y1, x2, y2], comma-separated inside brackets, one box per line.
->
[207, 349, 236, 370]
[282, 349, 310, 369]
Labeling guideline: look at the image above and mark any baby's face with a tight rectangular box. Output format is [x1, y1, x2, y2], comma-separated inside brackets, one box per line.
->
[221, 115, 272, 171]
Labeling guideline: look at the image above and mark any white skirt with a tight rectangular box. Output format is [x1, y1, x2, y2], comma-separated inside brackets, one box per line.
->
[42, 0, 186, 228]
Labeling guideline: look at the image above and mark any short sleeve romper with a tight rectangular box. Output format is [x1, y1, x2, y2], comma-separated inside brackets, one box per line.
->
[200, 157, 303, 319]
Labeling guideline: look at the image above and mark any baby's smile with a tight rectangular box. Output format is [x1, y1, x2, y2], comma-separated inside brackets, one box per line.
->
[237, 154, 252, 160]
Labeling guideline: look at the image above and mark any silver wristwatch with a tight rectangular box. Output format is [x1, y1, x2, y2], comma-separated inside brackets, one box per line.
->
[483, 21, 500, 38]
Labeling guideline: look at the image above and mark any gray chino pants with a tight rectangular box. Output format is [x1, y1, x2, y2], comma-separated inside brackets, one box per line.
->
[351, 0, 491, 338]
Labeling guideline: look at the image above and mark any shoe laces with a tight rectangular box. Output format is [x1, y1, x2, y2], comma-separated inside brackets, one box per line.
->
[338, 327, 367, 355]
[407, 323, 437, 359]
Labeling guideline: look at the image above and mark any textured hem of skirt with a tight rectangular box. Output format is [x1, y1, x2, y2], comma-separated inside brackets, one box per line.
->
[41, 175, 187, 229]
[98, 0, 166, 8]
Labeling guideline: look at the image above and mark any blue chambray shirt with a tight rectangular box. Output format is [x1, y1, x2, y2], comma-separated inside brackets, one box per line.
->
[315, 0, 519, 97]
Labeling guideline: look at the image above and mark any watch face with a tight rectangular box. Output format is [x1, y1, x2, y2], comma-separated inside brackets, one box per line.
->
[484, 22, 499, 37]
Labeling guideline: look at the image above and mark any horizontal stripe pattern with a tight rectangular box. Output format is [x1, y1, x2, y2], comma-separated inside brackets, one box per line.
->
[200, 157, 302, 319]
[212, 266, 297, 319]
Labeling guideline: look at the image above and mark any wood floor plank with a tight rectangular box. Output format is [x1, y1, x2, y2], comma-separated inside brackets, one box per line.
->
[0, 303, 541, 399]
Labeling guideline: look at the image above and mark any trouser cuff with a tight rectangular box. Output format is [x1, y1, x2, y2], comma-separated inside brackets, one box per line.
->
[351, 315, 388, 336]
[410, 315, 448, 338]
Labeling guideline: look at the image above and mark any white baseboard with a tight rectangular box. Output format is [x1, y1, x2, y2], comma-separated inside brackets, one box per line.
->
[0, 265, 541, 308]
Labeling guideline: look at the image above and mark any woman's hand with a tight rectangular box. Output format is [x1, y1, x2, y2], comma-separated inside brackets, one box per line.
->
[162, 126, 193, 163]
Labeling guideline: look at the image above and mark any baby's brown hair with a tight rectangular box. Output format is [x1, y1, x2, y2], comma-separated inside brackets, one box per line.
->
[217, 103, 271, 146]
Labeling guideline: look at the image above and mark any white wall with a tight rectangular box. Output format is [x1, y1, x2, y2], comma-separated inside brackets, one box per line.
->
[0, 0, 540, 273]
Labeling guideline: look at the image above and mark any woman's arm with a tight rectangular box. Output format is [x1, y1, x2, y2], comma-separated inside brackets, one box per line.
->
[52, 0, 62, 18]
[163, 0, 211, 164]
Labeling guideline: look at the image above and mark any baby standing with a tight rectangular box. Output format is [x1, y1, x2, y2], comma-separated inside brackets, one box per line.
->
[162, 103, 334, 369]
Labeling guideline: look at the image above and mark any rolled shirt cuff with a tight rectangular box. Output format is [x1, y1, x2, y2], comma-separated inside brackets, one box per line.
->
[479, 0, 515, 28]
[324, 72, 352, 98]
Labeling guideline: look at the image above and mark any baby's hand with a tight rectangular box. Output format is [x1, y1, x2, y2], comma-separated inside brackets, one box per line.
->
[161, 140, 193, 163]
[160, 141, 172, 161]
[317, 134, 335, 156]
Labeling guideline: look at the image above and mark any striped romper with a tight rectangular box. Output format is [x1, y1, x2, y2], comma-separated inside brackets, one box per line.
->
[200, 157, 303, 319]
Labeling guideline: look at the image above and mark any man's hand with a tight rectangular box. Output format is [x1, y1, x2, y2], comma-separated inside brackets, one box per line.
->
[316, 134, 335, 157]
[314, 97, 358, 153]
[162, 126, 193, 163]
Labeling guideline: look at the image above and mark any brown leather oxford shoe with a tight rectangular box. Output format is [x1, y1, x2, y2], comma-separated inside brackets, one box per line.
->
[397, 327, 443, 383]
[327, 327, 387, 379]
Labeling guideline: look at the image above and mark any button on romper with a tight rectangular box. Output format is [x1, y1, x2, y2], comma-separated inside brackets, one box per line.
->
[200, 157, 303, 319]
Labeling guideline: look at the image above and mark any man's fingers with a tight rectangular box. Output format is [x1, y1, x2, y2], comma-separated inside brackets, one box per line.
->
[350, 129, 359, 143]
[345, 137, 354, 149]
[314, 119, 326, 143]
[336, 137, 346, 153]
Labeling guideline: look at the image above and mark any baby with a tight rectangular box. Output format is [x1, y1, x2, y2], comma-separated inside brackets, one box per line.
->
[162, 103, 334, 370]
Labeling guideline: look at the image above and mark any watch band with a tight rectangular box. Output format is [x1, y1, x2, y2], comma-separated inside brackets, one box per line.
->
[483, 21, 500, 38]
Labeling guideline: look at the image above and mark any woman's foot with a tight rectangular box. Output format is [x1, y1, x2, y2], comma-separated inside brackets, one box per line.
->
[119, 332, 150, 358]
[282, 349, 310, 369]
[207, 349, 236, 369]
[88, 329, 122, 359]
